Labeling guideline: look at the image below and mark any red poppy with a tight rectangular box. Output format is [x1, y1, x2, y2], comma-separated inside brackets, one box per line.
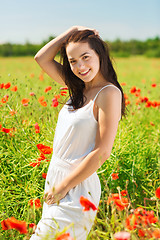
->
[8, 217, 27, 234]
[29, 223, 37, 229]
[155, 187, 160, 199]
[39, 74, 44, 81]
[130, 86, 137, 94]
[30, 73, 35, 78]
[1, 219, 10, 230]
[0, 83, 4, 89]
[2, 128, 10, 133]
[56, 232, 74, 240]
[40, 101, 47, 107]
[42, 173, 47, 179]
[121, 190, 128, 196]
[38, 96, 45, 102]
[151, 83, 157, 87]
[1, 95, 9, 103]
[111, 173, 119, 180]
[52, 98, 59, 107]
[60, 87, 68, 90]
[29, 161, 41, 167]
[1, 217, 27, 234]
[138, 229, 145, 237]
[0, 124, 2, 130]
[9, 110, 17, 115]
[126, 214, 137, 230]
[114, 231, 130, 240]
[80, 196, 97, 211]
[39, 153, 46, 160]
[44, 86, 52, 93]
[54, 94, 60, 99]
[125, 100, 130, 106]
[10, 85, 18, 92]
[37, 144, 53, 154]
[60, 91, 67, 96]
[120, 82, 126, 86]
[29, 199, 41, 209]
[152, 229, 160, 238]
[29, 92, 35, 96]
[124, 93, 128, 99]
[21, 98, 29, 106]
[114, 198, 128, 211]
[145, 101, 152, 107]
[151, 101, 158, 107]
[4, 82, 11, 89]
[35, 122, 40, 133]
[150, 122, 155, 126]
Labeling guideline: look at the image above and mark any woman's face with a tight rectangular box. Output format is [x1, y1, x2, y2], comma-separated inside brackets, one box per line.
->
[66, 42, 101, 83]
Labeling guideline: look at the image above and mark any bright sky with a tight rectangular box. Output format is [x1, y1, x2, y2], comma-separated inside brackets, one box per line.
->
[0, 0, 160, 44]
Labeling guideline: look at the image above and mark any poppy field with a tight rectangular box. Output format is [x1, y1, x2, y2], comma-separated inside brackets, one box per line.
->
[0, 56, 160, 239]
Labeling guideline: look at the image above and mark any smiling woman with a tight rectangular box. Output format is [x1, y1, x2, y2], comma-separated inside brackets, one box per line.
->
[30, 26, 126, 240]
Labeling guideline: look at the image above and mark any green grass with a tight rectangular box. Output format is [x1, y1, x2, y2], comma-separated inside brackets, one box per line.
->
[0, 56, 160, 239]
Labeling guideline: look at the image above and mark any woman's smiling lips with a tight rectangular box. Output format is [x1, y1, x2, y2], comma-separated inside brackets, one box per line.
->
[79, 69, 90, 76]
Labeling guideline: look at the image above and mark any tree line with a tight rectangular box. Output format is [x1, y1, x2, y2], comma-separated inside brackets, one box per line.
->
[0, 36, 160, 57]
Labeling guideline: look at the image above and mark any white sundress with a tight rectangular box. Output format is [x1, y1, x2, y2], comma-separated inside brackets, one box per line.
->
[30, 85, 121, 240]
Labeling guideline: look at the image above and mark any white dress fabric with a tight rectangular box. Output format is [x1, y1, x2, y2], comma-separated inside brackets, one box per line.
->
[30, 85, 121, 240]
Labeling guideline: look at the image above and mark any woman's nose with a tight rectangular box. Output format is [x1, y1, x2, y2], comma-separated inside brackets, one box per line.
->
[77, 61, 85, 70]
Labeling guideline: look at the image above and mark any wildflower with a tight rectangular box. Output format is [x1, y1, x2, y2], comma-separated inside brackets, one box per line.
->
[124, 93, 128, 99]
[29, 161, 41, 167]
[54, 94, 60, 99]
[114, 231, 130, 240]
[42, 173, 47, 179]
[111, 173, 119, 180]
[60, 87, 68, 90]
[151, 83, 157, 87]
[126, 214, 137, 230]
[35, 122, 40, 133]
[60, 91, 67, 96]
[80, 196, 97, 211]
[39, 73, 44, 81]
[1, 217, 27, 234]
[0, 123, 2, 130]
[52, 98, 59, 107]
[0, 83, 4, 89]
[38, 96, 45, 103]
[21, 98, 29, 106]
[120, 82, 126, 86]
[56, 232, 74, 240]
[9, 110, 17, 115]
[40, 101, 47, 107]
[152, 229, 160, 238]
[145, 101, 152, 107]
[150, 122, 155, 126]
[4, 82, 11, 89]
[29, 223, 37, 229]
[130, 86, 137, 94]
[37, 144, 53, 154]
[107, 193, 128, 211]
[1, 95, 9, 103]
[138, 229, 145, 237]
[29, 92, 35, 96]
[121, 190, 128, 196]
[10, 85, 18, 91]
[151, 101, 158, 107]
[155, 187, 160, 199]
[2, 128, 10, 133]
[44, 86, 52, 93]
[28, 199, 41, 209]
[125, 100, 130, 106]
[30, 73, 35, 78]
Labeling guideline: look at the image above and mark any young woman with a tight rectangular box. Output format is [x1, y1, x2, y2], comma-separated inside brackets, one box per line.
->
[30, 26, 126, 240]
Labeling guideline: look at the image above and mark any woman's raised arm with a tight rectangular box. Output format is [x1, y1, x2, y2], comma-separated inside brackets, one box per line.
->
[34, 26, 77, 86]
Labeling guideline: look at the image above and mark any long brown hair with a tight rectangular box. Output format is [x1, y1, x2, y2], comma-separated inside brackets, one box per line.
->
[60, 30, 126, 118]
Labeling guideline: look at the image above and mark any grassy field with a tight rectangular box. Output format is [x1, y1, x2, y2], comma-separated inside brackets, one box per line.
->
[0, 56, 160, 239]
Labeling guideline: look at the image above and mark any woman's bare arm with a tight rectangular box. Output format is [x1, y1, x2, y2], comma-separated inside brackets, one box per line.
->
[34, 26, 77, 86]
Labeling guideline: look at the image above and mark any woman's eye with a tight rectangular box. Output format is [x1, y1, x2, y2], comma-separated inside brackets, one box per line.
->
[70, 60, 76, 64]
[83, 56, 89, 60]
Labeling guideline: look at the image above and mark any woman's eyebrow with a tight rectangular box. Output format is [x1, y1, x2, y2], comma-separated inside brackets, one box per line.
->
[69, 52, 90, 60]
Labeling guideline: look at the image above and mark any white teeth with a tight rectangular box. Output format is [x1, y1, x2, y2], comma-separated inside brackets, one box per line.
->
[79, 70, 90, 74]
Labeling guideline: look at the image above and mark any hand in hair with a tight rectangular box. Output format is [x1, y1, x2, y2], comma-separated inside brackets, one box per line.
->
[71, 25, 99, 36]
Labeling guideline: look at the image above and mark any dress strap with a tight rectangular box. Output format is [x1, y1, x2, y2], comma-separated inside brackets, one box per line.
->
[93, 84, 121, 102]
